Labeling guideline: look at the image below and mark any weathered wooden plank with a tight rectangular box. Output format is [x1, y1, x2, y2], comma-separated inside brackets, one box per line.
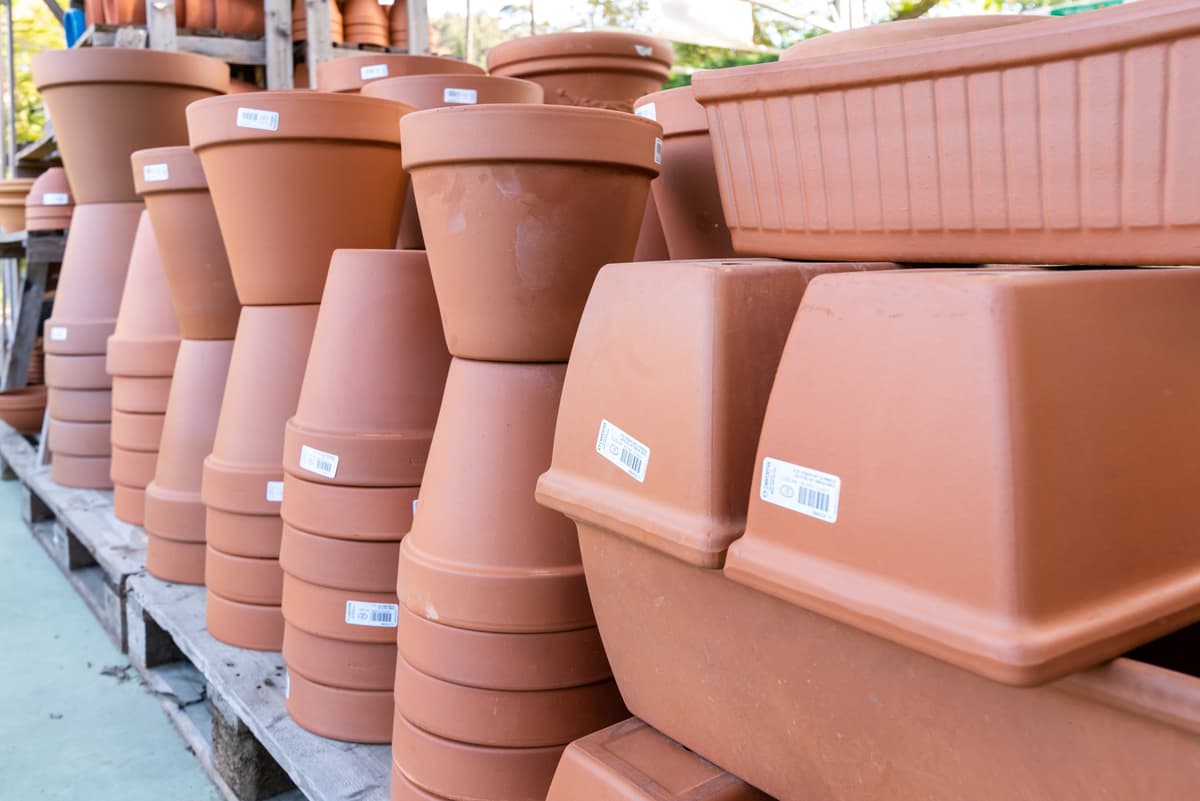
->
[303, 0, 334, 88]
[4, 261, 49, 390]
[406, 0, 428, 55]
[26, 232, 66, 263]
[147, 0, 179, 50]
[264, 0, 294, 89]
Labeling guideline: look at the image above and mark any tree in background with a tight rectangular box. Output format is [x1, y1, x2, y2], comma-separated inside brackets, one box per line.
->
[7, 0, 64, 145]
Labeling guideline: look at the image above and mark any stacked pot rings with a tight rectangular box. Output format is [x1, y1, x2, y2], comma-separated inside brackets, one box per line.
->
[134, 147, 240, 585]
[23, 168, 74, 232]
[279, 249, 449, 744]
[187, 90, 412, 652]
[31, 48, 228, 490]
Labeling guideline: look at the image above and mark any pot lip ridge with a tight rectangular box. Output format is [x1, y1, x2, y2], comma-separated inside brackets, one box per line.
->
[131, 146, 210, 194]
[315, 52, 485, 93]
[359, 73, 545, 105]
[32, 47, 230, 93]
[401, 103, 663, 175]
[187, 90, 416, 150]
[486, 30, 673, 74]
[633, 85, 707, 137]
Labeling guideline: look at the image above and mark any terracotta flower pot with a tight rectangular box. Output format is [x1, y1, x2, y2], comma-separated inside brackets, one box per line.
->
[726, 268, 1200, 685]
[779, 14, 1050, 61]
[486, 31, 672, 113]
[399, 359, 593, 633]
[132, 147, 240, 340]
[316, 54, 484, 95]
[205, 545, 283, 605]
[44, 202, 143, 356]
[24, 207, 73, 233]
[389, 0, 407, 49]
[45, 354, 111, 390]
[402, 105, 661, 361]
[283, 250, 448, 488]
[111, 410, 166, 452]
[281, 474, 417, 541]
[630, 198, 668, 262]
[187, 91, 413, 305]
[113, 484, 146, 526]
[145, 339, 235, 566]
[0, 201, 26, 234]
[633, 88, 734, 260]
[396, 604, 611, 692]
[111, 445, 158, 487]
[51, 454, 112, 489]
[206, 509, 283, 559]
[341, 0, 389, 47]
[690, 0, 1200, 265]
[103, 0, 145, 24]
[145, 535, 207, 586]
[206, 590, 283, 651]
[47, 388, 112, 423]
[292, 0, 343, 44]
[203, 305, 318, 516]
[24, 169, 73, 233]
[286, 669, 392, 743]
[214, 0, 264, 36]
[106, 211, 181, 378]
[393, 655, 625, 748]
[546, 718, 770, 801]
[112, 376, 173, 414]
[391, 763, 441, 801]
[48, 418, 110, 456]
[280, 523, 399, 592]
[360, 76, 544, 249]
[185, 0, 216, 28]
[0, 386, 47, 435]
[283, 623, 396, 691]
[32, 49, 228, 203]
[282, 574, 396, 644]
[391, 713, 564, 801]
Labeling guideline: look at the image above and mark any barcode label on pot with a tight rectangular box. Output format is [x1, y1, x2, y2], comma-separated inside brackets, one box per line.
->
[48, 326, 67, 341]
[345, 601, 399, 628]
[360, 63, 389, 80]
[654, 137, 662, 165]
[634, 44, 654, 57]
[266, 481, 284, 502]
[299, 445, 339, 479]
[760, 457, 840, 523]
[635, 102, 656, 120]
[596, 419, 649, 483]
[42, 192, 69, 205]
[142, 163, 169, 182]
[236, 107, 279, 132]
[443, 87, 478, 104]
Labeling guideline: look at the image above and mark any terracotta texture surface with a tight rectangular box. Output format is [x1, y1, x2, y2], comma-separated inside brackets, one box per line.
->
[283, 623, 396, 691]
[779, 14, 1049, 60]
[24, 168, 73, 232]
[47, 388, 112, 423]
[205, 591, 283, 651]
[111, 376, 172, 414]
[48, 419, 111, 457]
[111, 411, 166, 452]
[0, 387, 47, 435]
[316, 53, 483, 94]
[110, 445, 158, 487]
[132, 146, 240, 340]
[280, 474, 417, 541]
[187, 91, 414, 305]
[691, 0, 1200, 264]
[205, 509, 282, 559]
[402, 105, 662, 361]
[113, 483, 146, 525]
[205, 546, 283, 605]
[51, 454, 113, 489]
[486, 31, 671, 112]
[546, 718, 772, 801]
[286, 669, 393, 744]
[145, 535, 206, 585]
[105, 211, 181, 377]
[45, 354, 111, 390]
[31, 49, 228, 203]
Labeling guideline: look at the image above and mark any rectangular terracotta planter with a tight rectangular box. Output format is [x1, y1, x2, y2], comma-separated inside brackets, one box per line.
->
[691, 0, 1200, 265]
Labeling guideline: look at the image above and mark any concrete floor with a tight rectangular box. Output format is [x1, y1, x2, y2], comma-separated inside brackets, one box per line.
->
[0, 480, 221, 801]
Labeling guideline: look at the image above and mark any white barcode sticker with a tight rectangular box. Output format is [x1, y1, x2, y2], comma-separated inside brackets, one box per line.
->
[635, 102, 656, 121]
[759, 457, 840, 523]
[634, 44, 654, 57]
[48, 326, 67, 341]
[298, 445, 339, 479]
[266, 481, 284, 502]
[596, 419, 649, 483]
[345, 601, 399, 628]
[443, 87, 478, 104]
[653, 137, 662, 165]
[360, 63, 389, 80]
[236, 107, 279, 132]
[42, 192, 69, 205]
[142, 163, 169, 182]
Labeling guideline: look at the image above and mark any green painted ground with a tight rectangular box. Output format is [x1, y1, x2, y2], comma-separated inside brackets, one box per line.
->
[0, 480, 221, 801]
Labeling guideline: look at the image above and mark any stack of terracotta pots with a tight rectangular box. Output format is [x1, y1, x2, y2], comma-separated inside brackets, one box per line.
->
[187, 90, 412, 650]
[292, 0, 343, 43]
[278, 249, 448, 743]
[342, 0, 388, 46]
[102, 210, 180, 522]
[24, 168, 74, 232]
[389, 101, 663, 801]
[32, 48, 227, 489]
[0, 178, 35, 233]
[389, 1, 407, 49]
[134, 146, 240, 584]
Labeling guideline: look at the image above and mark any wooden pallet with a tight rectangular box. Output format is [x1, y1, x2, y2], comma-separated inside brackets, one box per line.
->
[0, 422, 387, 801]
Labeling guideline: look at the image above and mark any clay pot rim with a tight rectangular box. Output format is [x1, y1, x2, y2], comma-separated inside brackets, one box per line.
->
[633, 85, 707, 137]
[0, 385, 48, 402]
[778, 15, 1051, 62]
[359, 73, 544, 105]
[315, 53, 484, 93]
[486, 30, 673, 74]
[187, 90, 416, 149]
[32, 47, 230, 92]
[401, 104, 663, 174]
[131, 146, 209, 194]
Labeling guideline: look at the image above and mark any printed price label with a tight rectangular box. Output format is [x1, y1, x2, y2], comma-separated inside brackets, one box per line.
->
[443, 87, 478, 104]
[654, 137, 663, 165]
[236, 107, 279, 132]
[759, 457, 840, 523]
[142, 163, 169, 182]
[266, 481, 284, 502]
[345, 601, 399, 628]
[298, 445, 339, 479]
[596, 419, 650, 483]
[360, 64, 389, 80]
[42, 192, 69, 205]
[635, 103, 656, 121]
[48, 326, 67, 341]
